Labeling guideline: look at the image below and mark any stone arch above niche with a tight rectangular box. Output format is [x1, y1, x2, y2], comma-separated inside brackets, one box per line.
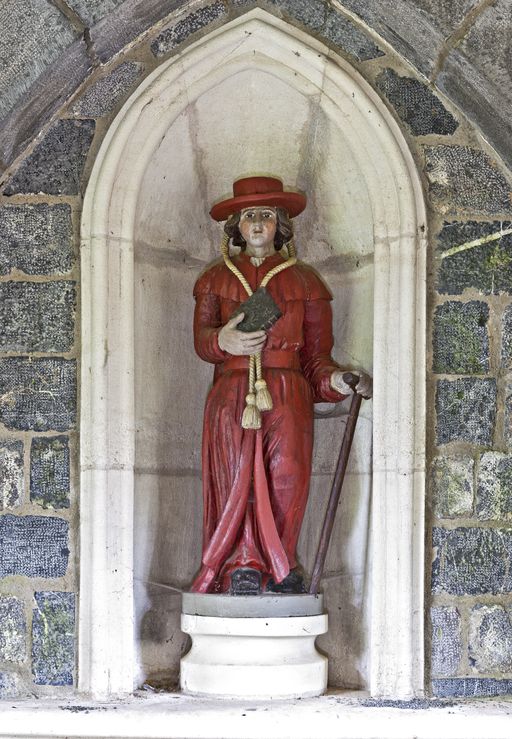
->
[80, 9, 426, 699]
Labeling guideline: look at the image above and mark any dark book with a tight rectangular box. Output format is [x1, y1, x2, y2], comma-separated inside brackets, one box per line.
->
[232, 287, 282, 333]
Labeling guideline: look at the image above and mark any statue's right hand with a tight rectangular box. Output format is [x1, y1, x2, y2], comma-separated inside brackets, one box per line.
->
[218, 313, 267, 356]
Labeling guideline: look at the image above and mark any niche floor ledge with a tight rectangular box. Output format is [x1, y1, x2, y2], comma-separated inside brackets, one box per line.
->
[0, 691, 511, 739]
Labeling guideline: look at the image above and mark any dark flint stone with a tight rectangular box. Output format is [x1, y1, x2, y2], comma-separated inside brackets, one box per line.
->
[0, 672, 22, 699]
[425, 146, 512, 216]
[3, 119, 95, 196]
[0, 441, 24, 510]
[30, 436, 70, 510]
[436, 221, 512, 295]
[376, 69, 458, 136]
[266, 0, 326, 31]
[432, 301, 489, 374]
[502, 304, 512, 368]
[151, 1, 227, 56]
[0, 281, 75, 352]
[432, 526, 512, 596]
[431, 606, 461, 677]
[32, 591, 75, 686]
[323, 7, 384, 60]
[435, 378, 496, 446]
[0, 204, 74, 276]
[433, 678, 512, 698]
[0, 515, 69, 579]
[476, 453, 512, 521]
[0, 596, 26, 663]
[71, 61, 143, 117]
[0, 358, 76, 432]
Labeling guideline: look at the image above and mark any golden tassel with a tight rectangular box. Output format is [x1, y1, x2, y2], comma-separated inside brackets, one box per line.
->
[242, 392, 261, 429]
[241, 355, 261, 429]
[255, 353, 273, 411]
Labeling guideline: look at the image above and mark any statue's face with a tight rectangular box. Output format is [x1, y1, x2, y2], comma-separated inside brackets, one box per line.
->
[239, 206, 277, 250]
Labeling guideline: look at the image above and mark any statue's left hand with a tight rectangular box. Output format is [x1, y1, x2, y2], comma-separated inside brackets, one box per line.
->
[330, 370, 373, 399]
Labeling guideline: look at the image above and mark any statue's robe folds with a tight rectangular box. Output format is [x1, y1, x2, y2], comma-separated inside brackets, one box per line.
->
[191, 252, 344, 593]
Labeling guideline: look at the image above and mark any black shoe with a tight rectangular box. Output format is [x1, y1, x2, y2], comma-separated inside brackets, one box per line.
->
[265, 569, 306, 594]
[230, 568, 262, 595]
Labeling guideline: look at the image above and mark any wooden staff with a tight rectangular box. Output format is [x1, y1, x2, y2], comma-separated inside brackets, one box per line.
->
[309, 372, 365, 596]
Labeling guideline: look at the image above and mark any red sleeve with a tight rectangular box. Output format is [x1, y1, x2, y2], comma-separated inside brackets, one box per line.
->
[193, 292, 229, 364]
[299, 299, 346, 403]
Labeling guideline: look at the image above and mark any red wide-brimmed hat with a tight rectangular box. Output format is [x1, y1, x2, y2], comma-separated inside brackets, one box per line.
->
[210, 177, 307, 221]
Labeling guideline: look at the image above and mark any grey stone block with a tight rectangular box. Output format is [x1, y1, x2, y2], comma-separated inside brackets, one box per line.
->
[0, 281, 75, 352]
[0, 0, 79, 121]
[433, 301, 489, 374]
[459, 0, 512, 119]
[0, 39, 90, 174]
[476, 453, 512, 521]
[502, 305, 512, 368]
[89, 0, 189, 64]
[0, 358, 76, 432]
[436, 221, 512, 295]
[30, 436, 70, 510]
[323, 7, 384, 61]
[0, 441, 24, 510]
[64, 0, 125, 26]
[425, 146, 512, 216]
[432, 527, 512, 596]
[267, 0, 326, 30]
[507, 382, 512, 449]
[71, 61, 143, 117]
[0, 596, 26, 663]
[436, 378, 496, 446]
[0, 514, 69, 578]
[32, 591, 75, 686]
[0, 204, 74, 277]
[431, 606, 461, 677]
[433, 677, 512, 698]
[332, 0, 450, 76]
[151, 1, 227, 56]
[407, 0, 479, 34]
[376, 69, 458, 136]
[0, 671, 23, 699]
[469, 605, 512, 673]
[431, 456, 473, 518]
[3, 119, 95, 196]
[437, 51, 512, 173]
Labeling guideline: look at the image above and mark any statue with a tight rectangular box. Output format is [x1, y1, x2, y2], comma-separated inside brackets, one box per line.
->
[191, 177, 372, 595]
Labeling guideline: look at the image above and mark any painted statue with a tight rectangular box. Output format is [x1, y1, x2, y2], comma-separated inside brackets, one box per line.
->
[191, 177, 371, 595]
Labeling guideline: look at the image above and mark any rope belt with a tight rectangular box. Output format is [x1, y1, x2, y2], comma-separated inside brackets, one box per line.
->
[220, 233, 297, 429]
[220, 351, 301, 373]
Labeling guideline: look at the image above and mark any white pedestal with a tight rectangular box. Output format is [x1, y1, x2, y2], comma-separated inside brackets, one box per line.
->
[180, 594, 328, 699]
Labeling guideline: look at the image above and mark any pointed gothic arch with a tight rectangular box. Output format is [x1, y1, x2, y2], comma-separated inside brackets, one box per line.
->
[80, 9, 426, 699]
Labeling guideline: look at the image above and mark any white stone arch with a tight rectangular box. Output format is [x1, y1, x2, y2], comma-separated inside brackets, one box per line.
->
[80, 9, 426, 699]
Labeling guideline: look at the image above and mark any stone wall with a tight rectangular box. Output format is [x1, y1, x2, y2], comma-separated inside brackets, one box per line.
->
[0, 0, 511, 699]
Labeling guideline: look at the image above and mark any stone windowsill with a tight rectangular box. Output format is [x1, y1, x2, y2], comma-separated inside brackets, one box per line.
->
[0, 691, 511, 739]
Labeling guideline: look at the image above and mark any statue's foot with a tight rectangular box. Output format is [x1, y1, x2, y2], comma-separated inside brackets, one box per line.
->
[265, 568, 306, 594]
[230, 568, 262, 596]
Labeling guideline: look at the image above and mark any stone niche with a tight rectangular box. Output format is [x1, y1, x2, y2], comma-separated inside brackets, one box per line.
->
[133, 69, 374, 689]
[80, 10, 425, 700]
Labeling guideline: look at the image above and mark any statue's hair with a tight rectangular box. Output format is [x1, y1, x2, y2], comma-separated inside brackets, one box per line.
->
[224, 207, 293, 250]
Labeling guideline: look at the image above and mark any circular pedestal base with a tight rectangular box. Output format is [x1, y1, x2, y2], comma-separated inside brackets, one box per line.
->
[180, 596, 328, 699]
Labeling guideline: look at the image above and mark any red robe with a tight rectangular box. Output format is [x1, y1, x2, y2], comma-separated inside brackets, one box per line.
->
[191, 252, 344, 593]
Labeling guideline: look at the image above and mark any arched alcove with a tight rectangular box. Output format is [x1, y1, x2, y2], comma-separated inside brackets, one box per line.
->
[80, 9, 426, 699]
